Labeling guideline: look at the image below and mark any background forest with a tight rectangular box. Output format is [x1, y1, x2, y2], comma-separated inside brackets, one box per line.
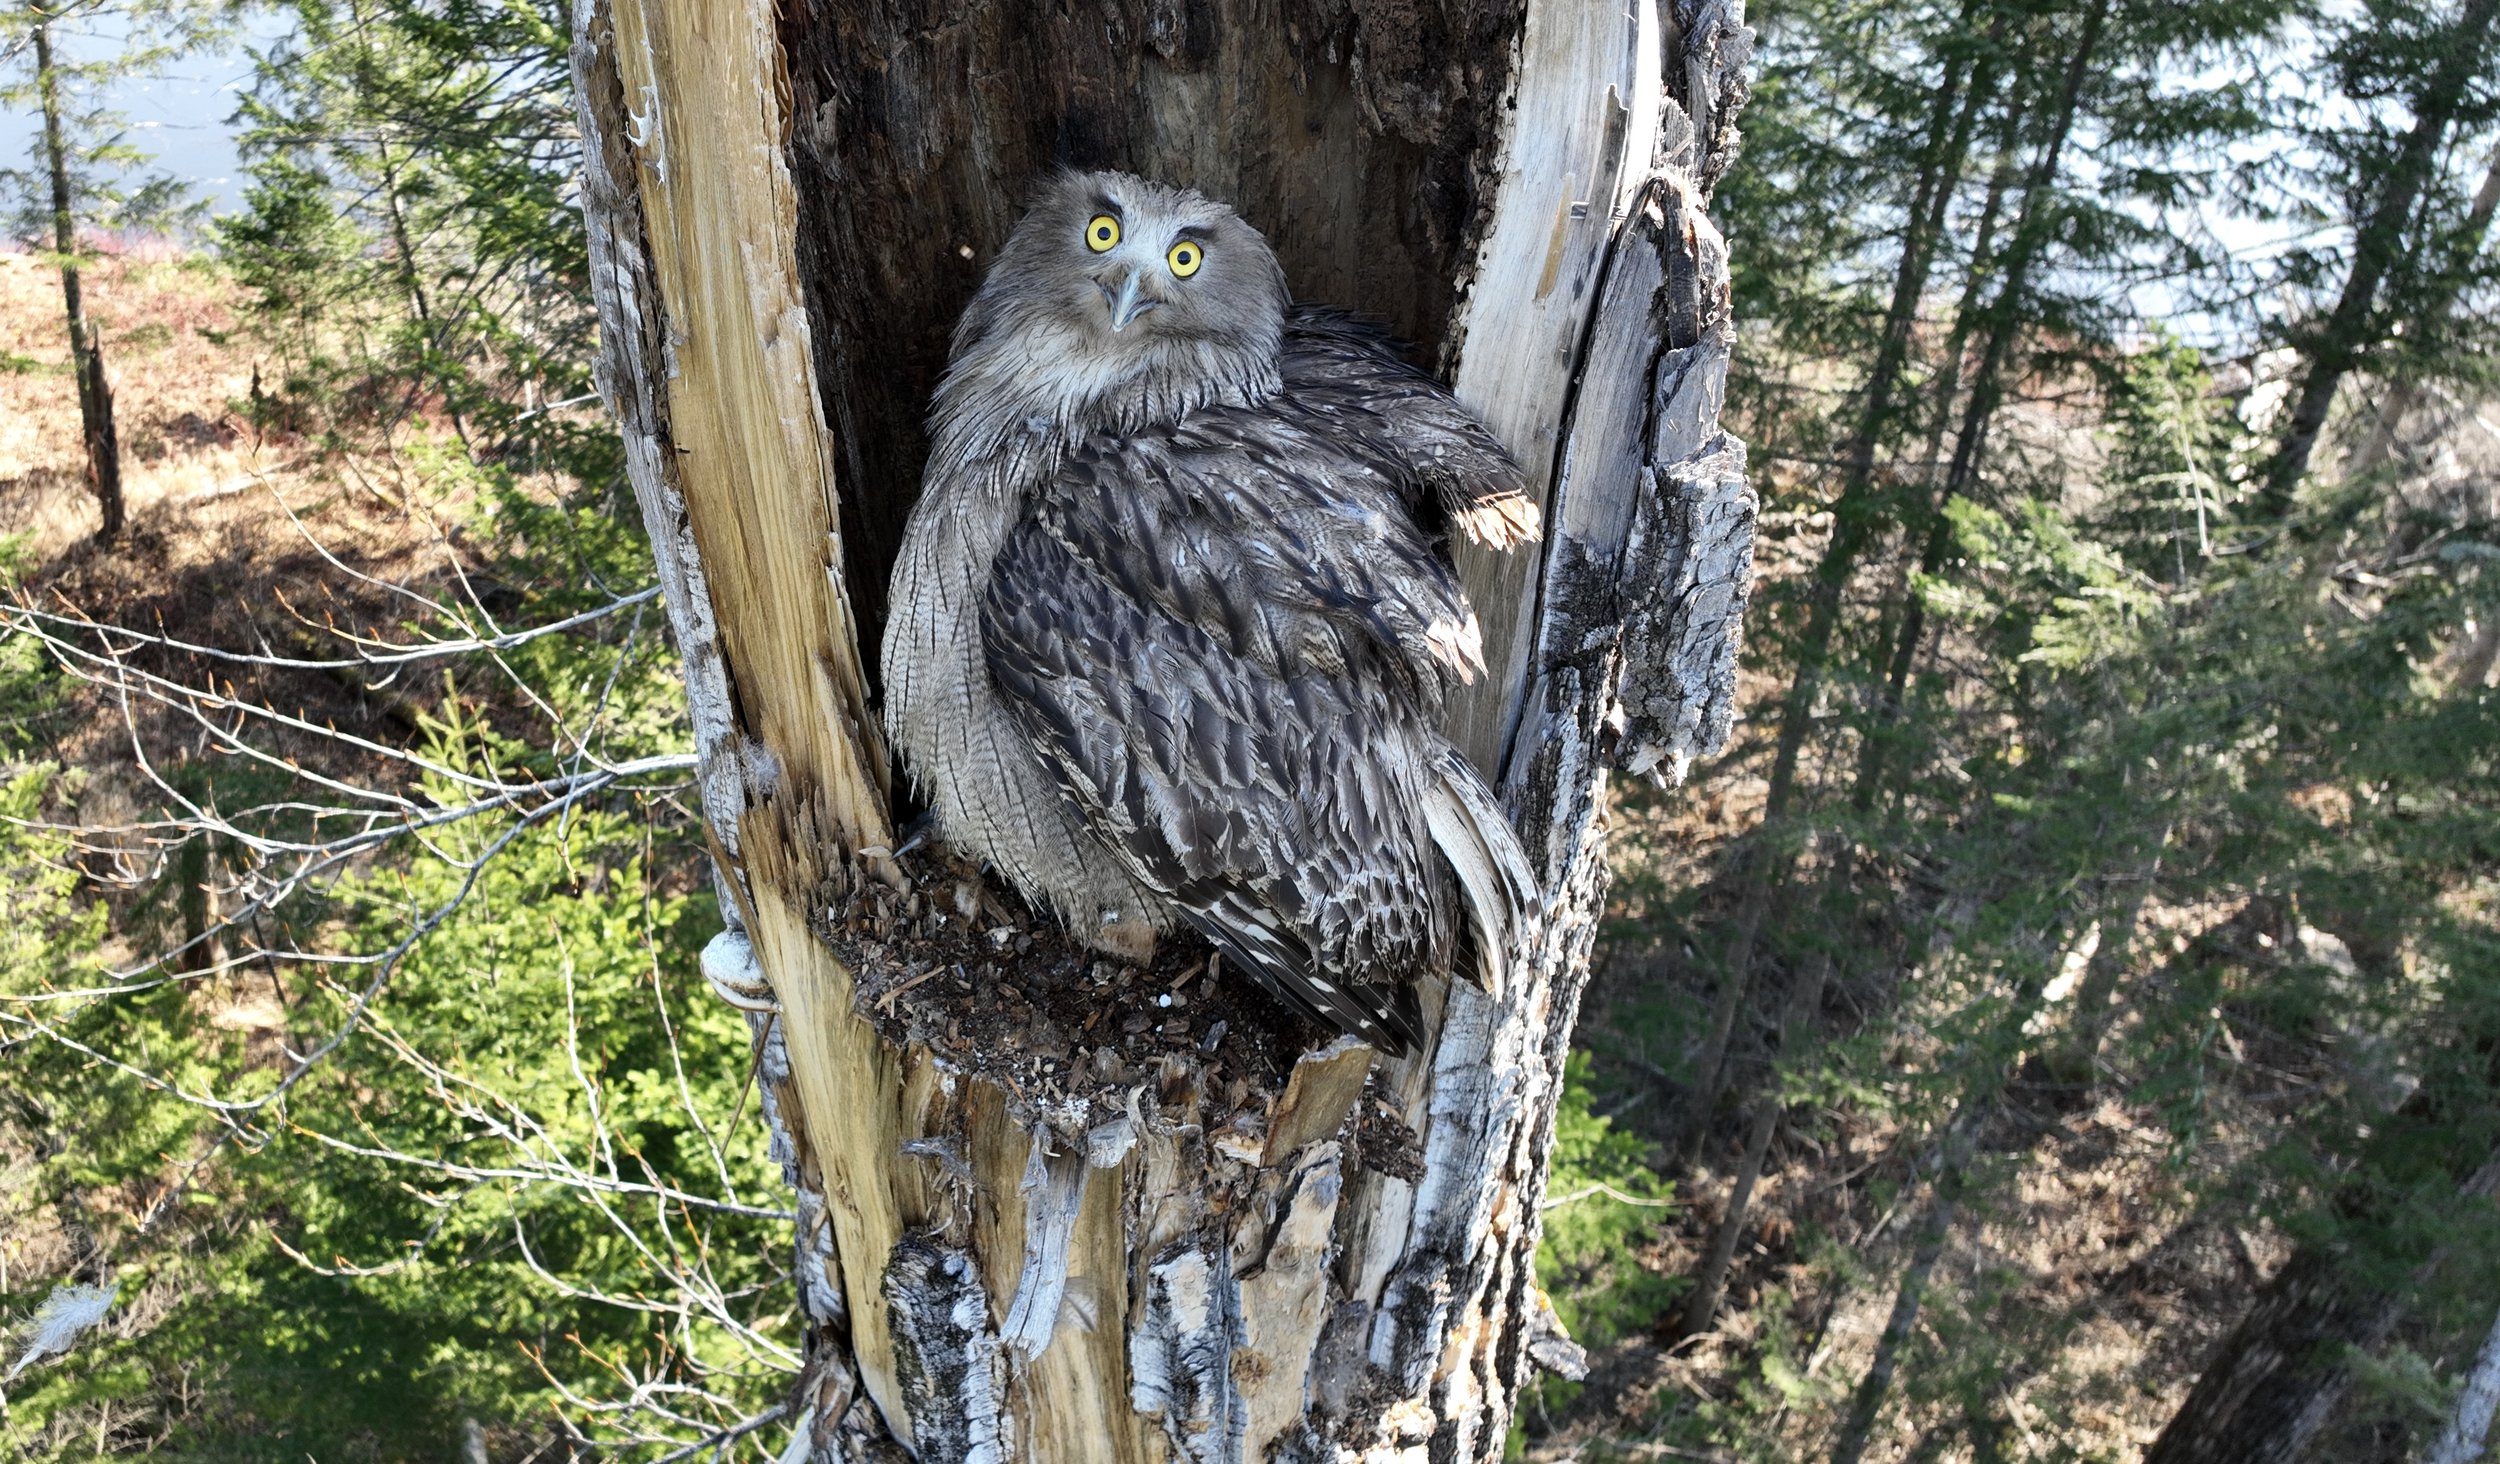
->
[0, 0, 2493, 1460]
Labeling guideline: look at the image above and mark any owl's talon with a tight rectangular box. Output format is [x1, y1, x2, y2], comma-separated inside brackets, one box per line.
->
[893, 810, 937, 859]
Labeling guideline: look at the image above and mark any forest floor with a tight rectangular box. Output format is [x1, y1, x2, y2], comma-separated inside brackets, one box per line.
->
[0, 250, 519, 1053]
[4, 252, 2298, 1463]
[2, 247, 508, 777]
[1522, 560, 2299, 1455]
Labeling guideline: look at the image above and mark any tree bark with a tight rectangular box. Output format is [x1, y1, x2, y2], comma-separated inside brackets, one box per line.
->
[33, 5, 124, 544]
[569, 1, 1758, 1459]
[2257, 0, 2500, 515]
[2422, 1300, 2500, 1464]
[2144, 1146, 2500, 1464]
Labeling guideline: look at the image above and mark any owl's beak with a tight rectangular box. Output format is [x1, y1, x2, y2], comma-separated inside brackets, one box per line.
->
[1101, 270, 1159, 332]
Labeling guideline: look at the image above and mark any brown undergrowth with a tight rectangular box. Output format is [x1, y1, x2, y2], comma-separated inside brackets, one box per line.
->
[1527, 773, 2310, 1462]
[3, 248, 583, 838]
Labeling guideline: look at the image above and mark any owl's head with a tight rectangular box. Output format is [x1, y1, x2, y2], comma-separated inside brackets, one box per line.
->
[944, 171, 1289, 432]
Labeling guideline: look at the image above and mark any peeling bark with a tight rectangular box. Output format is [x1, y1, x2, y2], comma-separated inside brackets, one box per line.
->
[887, 1239, 1013, 1464]
[1133, 1246, 1248, 1463]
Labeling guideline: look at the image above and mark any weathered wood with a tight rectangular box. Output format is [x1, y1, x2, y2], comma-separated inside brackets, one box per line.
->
[886, 1239, 1010, 1463]
[1239, 1145, 1351, 1458]
[1438, 0, 1664, 770]
[571, 0, 1757, 1457]
[1263, 1038, 1376, 1166]
[572, 0, 913, 1446]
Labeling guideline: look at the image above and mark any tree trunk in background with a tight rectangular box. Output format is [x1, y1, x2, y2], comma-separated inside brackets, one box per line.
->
[1855, 86, 2031, 797]
[1828, 1091, 1991, 1464]
[2421, 1301, 2500, 1464]
[1676, 839, 1850, 1340]
[1933, 0, 2107, 515]
[2045, 824, 2168, 1083]
[569, 2, 1758, 1458]
[2348, 142, 2500, 479]
[2257, 0, 2500, 515]
[2145, 1147, 2500, 1464]
[34, 7, 124, 545]
[1678, 0, 2081, 1163]
[1831, 5, 2000, 522]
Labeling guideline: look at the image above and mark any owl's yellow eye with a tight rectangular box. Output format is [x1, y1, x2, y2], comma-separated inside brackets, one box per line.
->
[1085, 215, 1121, 252]
[1167, 239, 1205, 278]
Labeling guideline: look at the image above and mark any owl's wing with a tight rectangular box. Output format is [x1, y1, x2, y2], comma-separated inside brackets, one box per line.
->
[984, 540, 1436, 1051]
[980, 431, 1500, 1053]
[1281, 307, 1544, 551]
[1052, 417, 1492, 695]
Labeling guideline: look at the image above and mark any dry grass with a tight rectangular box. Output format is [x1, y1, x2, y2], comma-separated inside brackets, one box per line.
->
[1, 248, 269, 556]
[0, 247, 522, 848]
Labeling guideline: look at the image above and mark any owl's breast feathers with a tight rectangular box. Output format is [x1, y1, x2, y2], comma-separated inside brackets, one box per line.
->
[979, 308, 1541, 1053]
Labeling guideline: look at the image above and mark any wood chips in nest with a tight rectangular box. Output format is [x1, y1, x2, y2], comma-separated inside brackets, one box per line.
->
[819, 849, 1323, 1127]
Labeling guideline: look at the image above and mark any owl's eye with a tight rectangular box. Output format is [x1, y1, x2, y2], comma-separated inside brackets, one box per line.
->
[1167, 239, 1205, 278]
[1085, 215, 1121, 252]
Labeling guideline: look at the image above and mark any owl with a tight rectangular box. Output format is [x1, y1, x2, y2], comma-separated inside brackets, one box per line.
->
[882, 170, 1541, 1055]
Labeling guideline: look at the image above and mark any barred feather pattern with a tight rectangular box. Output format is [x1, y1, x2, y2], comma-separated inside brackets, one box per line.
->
[884, 171, 1540, 1055]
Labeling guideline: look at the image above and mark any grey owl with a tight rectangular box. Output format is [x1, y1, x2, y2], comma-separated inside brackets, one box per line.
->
[882, 170, 1541, 1054]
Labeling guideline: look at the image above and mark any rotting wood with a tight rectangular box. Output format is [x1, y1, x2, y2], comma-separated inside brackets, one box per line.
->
[1238, 1145, 1351, 1458]
[571, 0, 1757, 1457]
[999, 1131, 1089, 1358]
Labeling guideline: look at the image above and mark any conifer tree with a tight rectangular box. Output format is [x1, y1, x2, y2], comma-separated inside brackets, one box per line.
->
[0, 0, 228, 543]
[2258, 0, 2500, 513]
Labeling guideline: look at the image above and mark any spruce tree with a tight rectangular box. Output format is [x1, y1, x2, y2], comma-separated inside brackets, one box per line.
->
[0, 0, 230, 543]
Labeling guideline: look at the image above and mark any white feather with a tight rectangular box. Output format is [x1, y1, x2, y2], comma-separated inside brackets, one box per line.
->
[7, 1280, 116, 1382]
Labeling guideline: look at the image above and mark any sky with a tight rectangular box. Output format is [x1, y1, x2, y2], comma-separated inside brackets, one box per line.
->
[0, 3, 2452, 364]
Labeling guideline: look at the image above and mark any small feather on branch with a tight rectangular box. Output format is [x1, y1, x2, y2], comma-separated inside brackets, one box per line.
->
[7, 1281, 118, 1382]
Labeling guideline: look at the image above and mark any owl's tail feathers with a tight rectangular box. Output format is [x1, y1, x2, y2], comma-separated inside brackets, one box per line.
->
[1423, 747, 1543, 997]
[1178, 888, 1426, 1057]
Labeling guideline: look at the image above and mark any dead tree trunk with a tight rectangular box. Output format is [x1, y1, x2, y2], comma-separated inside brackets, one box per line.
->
[570, 2, 1756, 1458]
[34, 7, 123, 544]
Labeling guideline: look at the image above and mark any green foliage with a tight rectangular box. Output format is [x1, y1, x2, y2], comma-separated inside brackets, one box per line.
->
[1520, 1055, 1680, 1437]
[216, 0, 603, 479]
[1575, 0, 2500, 1452]
[0, 733, 786, 1456]
[1539, 1053, 1680, 1351]
[0, 0, 765, 1421]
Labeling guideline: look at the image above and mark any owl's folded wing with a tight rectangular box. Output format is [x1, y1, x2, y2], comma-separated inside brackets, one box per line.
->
[1044, 423, 1487, 696]
[1280, 306, 1544, 551]
[982, 515, 1440, 1054]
